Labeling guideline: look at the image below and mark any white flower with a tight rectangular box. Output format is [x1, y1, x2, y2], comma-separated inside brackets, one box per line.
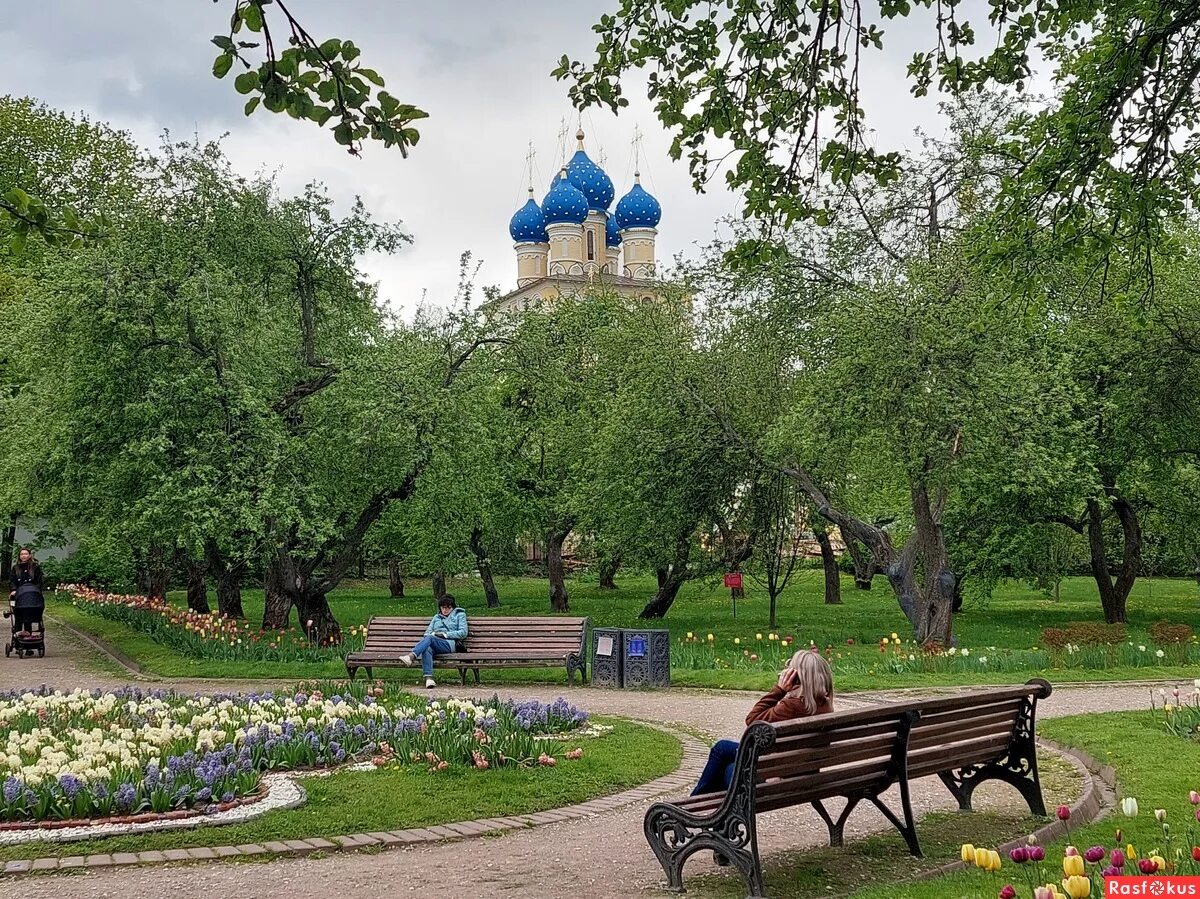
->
[961, 648, 970, 657]
[1121, 797, 1139, 817]
[978, 656, 988, 665]
[1139, 645, 1147, 652]
[1156, 649, 1165, 659]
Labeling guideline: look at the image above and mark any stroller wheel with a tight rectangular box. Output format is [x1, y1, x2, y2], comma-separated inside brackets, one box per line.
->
[3, 643, 9, 657]
[36, 646, 44, 658]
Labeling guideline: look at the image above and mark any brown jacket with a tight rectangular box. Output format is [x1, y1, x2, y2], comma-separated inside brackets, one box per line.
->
[745, 685, 834, 725]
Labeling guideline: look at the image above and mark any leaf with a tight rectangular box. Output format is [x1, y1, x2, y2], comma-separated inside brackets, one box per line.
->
[213, 53, 234, 79]
[242, 2, 264, 32]
[211, 35, 235, 51]
[333, 122, 353, 145]
[244, 96, 261, 116]
[234, 71, 260, 95]
[359, 67, 385, 87]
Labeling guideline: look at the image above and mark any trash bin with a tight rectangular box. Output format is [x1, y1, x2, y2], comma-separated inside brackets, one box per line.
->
[591, 627, 623, 688]
[622, 629, 671, 689]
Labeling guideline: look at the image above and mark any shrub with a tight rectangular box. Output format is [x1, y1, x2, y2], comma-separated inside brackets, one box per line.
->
[1149, 620, 1195, 645]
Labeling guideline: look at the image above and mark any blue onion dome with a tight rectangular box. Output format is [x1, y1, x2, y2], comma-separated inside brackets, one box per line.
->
[615, 173, 661, 229]
[566, 129, 614, 211]
[509, 189, 548, 243]
[542, 167, 589, 225]
[605, 213, 621, 248]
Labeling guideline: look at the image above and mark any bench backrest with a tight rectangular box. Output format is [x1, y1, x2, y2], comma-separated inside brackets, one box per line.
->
[887, 679, 1049, 779]
[730, 679, 1049, 814]
[361, 615, 589, 656]
[746, 706, 920, 812]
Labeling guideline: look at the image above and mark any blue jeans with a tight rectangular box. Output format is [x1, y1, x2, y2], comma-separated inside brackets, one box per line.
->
[692, 739, 740, 795]
[410, 635, 455, 677]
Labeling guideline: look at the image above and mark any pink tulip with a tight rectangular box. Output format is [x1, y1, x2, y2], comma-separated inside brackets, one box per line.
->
[1027, 846, 1046, 862]
[999, 886, 1016, 899]
[1110, 849, 1125, 868]
[1009, 847, 1028, 864]
[1084, 846, 1106, 864]
[1057, 805, 1072, 821]
[1190, 791, 1200, 805]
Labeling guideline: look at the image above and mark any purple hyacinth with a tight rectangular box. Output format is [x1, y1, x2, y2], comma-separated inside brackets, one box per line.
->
[57, 774, 83, 801]
[2, 776, 21, 804]
[114, 783, 136, 812]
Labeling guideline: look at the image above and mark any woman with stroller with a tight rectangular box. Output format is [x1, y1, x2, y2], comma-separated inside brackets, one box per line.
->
[8, 547, 45, 645]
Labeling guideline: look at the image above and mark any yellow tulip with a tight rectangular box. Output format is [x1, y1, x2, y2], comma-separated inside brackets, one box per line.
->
[1062, 855, 1085, 877]
[734, 638, 740, 645]
[756, 633, 763, 640]
[707, 634, 714, 642]
[989, 850, 1002, 872]
[1061, 875, 1091, 899]
[1151, 854, 1166, 870]
[686, 632, 693, 639]
[961, 843, 975, 863]
[974, 847, 989, 869]
[1126, 843, 1137, 860]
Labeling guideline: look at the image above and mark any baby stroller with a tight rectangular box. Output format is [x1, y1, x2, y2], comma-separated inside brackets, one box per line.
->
[5, 583, 45, 658]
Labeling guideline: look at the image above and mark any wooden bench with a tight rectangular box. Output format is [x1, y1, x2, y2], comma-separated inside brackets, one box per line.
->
[345, 616, 589, 684]
[643, 678, 1051, 898]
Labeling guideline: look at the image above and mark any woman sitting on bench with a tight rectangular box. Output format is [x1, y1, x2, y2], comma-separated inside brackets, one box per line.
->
[693, 648, 834, 795]
[399, 595, 468, 689]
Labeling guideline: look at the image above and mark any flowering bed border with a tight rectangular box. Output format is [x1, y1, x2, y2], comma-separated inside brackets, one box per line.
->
[0, 722, 707, 875]
[0, 784, 267, 832]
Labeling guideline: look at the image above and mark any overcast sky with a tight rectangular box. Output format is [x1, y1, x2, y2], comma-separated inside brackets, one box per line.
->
[0, 1, 964, 316]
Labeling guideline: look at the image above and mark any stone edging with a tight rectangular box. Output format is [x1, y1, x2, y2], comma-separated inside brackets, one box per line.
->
[47, 615, 158, 681]
[906, 737, 1118, 884]
[0, 724, 708, 876]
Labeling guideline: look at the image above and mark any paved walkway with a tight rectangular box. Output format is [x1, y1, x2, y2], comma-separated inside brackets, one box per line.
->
[0, 623, 1180, 899]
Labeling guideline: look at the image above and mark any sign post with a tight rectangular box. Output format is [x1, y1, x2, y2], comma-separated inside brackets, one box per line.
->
[723, 572, 743, 618]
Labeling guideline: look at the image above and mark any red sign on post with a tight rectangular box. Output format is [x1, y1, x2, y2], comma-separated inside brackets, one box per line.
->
[723, 572, 743, 589]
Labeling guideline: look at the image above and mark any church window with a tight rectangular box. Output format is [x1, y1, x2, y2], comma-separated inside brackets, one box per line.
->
[586, 229, 595, 261]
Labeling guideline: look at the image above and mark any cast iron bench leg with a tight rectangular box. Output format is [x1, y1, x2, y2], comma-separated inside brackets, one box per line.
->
[937, 696, 1046, 817]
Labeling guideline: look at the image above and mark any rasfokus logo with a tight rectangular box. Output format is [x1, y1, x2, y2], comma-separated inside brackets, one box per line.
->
[1106, 877, 1200, 896]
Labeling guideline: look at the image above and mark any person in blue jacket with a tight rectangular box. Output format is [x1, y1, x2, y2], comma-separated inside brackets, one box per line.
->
[400, 595, 468, 688]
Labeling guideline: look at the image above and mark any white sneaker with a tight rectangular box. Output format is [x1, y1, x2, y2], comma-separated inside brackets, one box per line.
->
[425, 677, 437, 689]
[399, 653, 414, 667]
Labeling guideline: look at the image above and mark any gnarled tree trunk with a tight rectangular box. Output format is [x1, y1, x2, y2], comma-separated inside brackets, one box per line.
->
[597, 552, 621, 591]
[388, 560, 405, 598]
[1086, 492, 1140, 624]
[139, 545, 171, 601]
[262, 555, 289, 627]
[547, 527, 571, 612]
[641, 563, 689, 619]
[470, 526, 500, 608]
[845, 535, 875, 590]
[182, 555, 210, 615]
[813, 521, 841, 605]
[204, 540, 245, 619]
[431, 569, 447, 600]
[262, 548, 341, 644]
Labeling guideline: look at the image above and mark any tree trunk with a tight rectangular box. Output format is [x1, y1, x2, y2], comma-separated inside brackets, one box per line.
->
[357, 555, 366, 579]
[905, 480, 955, 646]
[294, 589, 341, 646]
[597, 553, 620, 591]
[640, 565, 688, 618]
[768, 589, 780, 629]
[1084, 491, 1140, 624]
[203, 540, 245, 619]
[470, 526, 500, 608]
[845, 535, 874, 590]
[262, 555, 289, 628]
[547, 528, 571, 612]
[814, 522, 841, 605]
[388, 560, 405, 598]
[431, 569, 447, 600]
[141, 545, 171, 600]
[183, 557, 210, 615]
[0, 511, 18, 575]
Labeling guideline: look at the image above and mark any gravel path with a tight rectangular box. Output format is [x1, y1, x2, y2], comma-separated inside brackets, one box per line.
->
[0, 621, 1182, 899]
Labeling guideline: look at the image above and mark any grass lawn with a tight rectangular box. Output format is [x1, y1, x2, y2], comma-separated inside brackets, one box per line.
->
[0, 716, 679, 864]
[682, 709, 1199, 899]
[54, 572, 1200, 691]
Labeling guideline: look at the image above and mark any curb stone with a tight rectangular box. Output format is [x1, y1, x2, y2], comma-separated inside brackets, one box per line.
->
[0, 723, 707, 877]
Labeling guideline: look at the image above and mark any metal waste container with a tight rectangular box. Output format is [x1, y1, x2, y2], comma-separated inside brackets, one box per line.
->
[591, 627, 623, 688]
[622, 629, 671, 689]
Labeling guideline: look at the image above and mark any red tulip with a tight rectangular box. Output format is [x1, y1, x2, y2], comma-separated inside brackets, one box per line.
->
[1138, 858, 1158, 874]
[1193, 847, 1200, 863]
[999, 886, 1016, 899]
[1057, 805, 1071, 821]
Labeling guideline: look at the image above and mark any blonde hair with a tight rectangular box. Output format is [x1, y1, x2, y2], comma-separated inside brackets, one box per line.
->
[787, 649, 833, 712]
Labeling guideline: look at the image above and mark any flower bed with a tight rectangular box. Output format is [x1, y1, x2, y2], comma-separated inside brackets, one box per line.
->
[60, 585, 364, 661]
[672, 629, 1200, 677]
[960, 793, 1200, 898]
[0, 683, 592, 824]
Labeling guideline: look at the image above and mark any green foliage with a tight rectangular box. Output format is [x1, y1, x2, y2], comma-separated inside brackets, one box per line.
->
[558, 1, 1200, 287]
[210, 1, 427, 157]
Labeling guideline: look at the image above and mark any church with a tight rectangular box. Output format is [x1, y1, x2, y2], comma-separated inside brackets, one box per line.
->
[495, 129, 662, 314]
